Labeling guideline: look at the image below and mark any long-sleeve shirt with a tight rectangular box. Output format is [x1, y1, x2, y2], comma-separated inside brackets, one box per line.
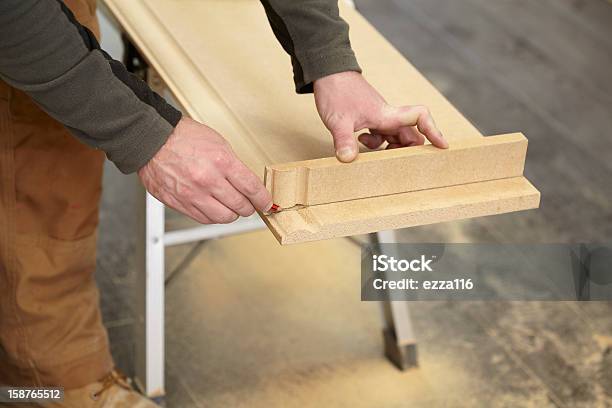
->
[0, 0, 361, 174]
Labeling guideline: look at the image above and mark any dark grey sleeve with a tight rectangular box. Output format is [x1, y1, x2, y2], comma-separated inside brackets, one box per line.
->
[0, 0, 182, 173]
[260, 0, 362, 93]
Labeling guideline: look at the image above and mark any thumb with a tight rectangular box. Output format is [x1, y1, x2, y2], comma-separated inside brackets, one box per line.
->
[330, 121, 358, 163]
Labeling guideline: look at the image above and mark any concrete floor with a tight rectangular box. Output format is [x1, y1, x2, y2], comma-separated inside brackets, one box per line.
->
[95, 0, 612, 407]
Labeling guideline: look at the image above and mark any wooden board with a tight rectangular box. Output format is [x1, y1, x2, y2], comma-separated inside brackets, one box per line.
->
[102, 0, 540, 244]
[264, 177, 540, 244]
[265, 133, 527, 208]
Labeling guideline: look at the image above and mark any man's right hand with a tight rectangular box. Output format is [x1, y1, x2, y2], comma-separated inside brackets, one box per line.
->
[138, 117, 273, 224]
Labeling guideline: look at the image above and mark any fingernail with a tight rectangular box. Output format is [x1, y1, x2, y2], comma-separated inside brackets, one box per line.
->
[263, 203, 280, 215]
[336, 147, 356, 162]
[439, 133, 449, 148]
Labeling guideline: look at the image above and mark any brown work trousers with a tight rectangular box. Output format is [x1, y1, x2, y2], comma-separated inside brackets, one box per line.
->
[0, 0, 114, 388]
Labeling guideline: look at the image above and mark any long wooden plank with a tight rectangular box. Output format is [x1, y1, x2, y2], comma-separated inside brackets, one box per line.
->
[102, 0, 540, 244]
[102, 0, 484, 172]
[265, 133, 527, 208]
[264, 177, 540, 245]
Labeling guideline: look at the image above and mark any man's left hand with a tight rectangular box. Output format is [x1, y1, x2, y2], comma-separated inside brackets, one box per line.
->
[313, 71, 449, 162]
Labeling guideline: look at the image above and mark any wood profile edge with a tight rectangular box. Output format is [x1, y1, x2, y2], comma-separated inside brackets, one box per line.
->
[272, 176, 540, 245]
[265, 133, 529, 208]
[267, 133, 527, 172]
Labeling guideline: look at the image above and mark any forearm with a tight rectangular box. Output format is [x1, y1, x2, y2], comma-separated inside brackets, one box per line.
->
[260, 0, 361, 93]
[0, 0, 181, 173]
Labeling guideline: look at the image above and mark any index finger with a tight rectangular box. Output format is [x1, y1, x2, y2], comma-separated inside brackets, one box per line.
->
[381, 105, 449, 149]
[225, 161, 273, 212]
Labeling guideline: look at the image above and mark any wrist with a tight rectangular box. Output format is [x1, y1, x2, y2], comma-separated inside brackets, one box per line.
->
[314, 70, 362, 80]
[314, 70, 362, 88]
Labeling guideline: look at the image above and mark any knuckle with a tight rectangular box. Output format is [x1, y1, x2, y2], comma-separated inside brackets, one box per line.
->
[197, 171, 224, 190]
[211, 215, 225, 224]
[414, 105, 429, 116]
[241, 207, 255, 217]
[198, 216, 213, 225]
[370, 112, 385, 130]
[327, 112, 347, 128]
[211, 149, 234, 170]
[225, 195, 246, 210]
[217, 212, 238, 224]
[414, 105, 428, 115]
[195, 172, 213, 188]
[243, 178, 262, 196]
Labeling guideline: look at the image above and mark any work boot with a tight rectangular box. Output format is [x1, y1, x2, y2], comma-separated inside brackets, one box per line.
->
[42, 370, 161, 408]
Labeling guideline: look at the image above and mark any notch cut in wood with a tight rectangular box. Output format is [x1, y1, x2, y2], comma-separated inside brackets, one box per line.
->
[264, 133, 528, 209]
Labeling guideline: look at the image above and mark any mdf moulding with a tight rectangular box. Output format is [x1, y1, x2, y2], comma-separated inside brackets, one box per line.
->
[265, 133, 529, 208]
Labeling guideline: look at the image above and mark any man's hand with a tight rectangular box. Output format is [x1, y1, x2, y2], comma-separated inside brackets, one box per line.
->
[314, 71, 449, 162]
[138, 117, 273, 224]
